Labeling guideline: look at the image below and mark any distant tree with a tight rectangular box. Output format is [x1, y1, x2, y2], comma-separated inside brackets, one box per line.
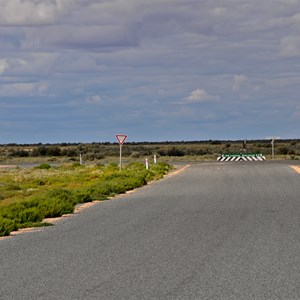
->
[10, 150, 29, 157]
[166, 147, 185, 156]
[46, 146, 61, 156]
[277, 146, 289, 155]
[31, 146, 47, 156]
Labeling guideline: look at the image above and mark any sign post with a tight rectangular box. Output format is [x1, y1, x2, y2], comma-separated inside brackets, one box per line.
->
[243, 140, 247, 152]
[266, 136, 280, 160]
[116, 134, 127, 171]
[271, 138, 275, 160]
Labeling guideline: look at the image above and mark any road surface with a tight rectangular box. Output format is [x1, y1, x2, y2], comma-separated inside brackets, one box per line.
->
[0, 161, 299, 299]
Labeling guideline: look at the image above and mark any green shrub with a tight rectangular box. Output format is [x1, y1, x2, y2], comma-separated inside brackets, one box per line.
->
[1, 202, 27, 223]
[106, 163, 118, 171]
[32, 178, 47, 186]
[19, 207, 43, 224]
[38, 197, 74, 218]
[0, 217, 17, 236]
[74, 190, 93, 203]
[4, 183, 21, 191]
[149, 162, 173, 179]
[35, 189, 77, 218]
[87, 183, 113, 199]
[45, 189, 75, 203]
[36, 163, 51, 169]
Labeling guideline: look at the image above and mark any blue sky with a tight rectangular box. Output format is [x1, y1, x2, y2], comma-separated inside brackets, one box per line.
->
[0, 0, 299, 143]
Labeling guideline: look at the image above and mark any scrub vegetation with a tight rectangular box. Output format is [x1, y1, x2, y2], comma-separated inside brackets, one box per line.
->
[0, 162, 172, 237]
[0, 139, 299, 163]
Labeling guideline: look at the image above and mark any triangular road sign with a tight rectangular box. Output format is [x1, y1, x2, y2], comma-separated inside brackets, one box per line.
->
[116, 134, 127, 145]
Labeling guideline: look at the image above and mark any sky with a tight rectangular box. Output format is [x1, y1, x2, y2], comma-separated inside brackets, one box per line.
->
[0, 0, 299, 144]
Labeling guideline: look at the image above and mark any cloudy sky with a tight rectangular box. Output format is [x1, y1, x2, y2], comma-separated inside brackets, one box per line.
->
[0, 0, 299, 143]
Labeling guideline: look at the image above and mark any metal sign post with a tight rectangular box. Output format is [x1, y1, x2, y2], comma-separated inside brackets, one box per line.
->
[119, 144, 123, 171]
[266, 136, 280, 160]
[243, 140, 247, 152]
[270, 137, 280, 160]
[116, 134, 127, 171]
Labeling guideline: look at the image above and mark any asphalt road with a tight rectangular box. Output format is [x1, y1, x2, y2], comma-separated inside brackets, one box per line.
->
[0, 161, 299, 299]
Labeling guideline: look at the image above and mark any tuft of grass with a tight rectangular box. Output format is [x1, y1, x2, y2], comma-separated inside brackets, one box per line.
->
[0, 217, 17, 236]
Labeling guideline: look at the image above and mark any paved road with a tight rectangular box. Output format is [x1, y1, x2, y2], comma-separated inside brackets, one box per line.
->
[0, 162, 299, 299]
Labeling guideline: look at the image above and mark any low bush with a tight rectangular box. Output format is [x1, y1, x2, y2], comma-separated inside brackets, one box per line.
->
[38, 197, 75, 218]
[0, 217, 17, 236]
[3, 183, 21, 191]
[36, 163, 51, 169]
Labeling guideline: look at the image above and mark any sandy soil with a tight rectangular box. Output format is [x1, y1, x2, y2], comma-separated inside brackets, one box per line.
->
[290, 165, 300, 174]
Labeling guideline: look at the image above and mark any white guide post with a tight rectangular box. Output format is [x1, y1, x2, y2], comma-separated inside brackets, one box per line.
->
[145, 158, 149, 170]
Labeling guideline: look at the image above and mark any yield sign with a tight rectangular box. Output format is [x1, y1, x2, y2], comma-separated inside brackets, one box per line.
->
[116, 134, 127, 145]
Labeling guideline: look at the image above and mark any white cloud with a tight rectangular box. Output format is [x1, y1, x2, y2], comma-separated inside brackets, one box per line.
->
[233, 74, 248, 92]
[0, 0, 67, 26]
[0, 82, 47, 97]
[38, 82, 48, 94]
[185, 89, 219, 103]
[0, 58, 27, 75]
[280, 36, 300, 57]
[0, 59, 8, 74]
[4, 54, 59, 76]
[86, 95, 103, 105]
[265, 76, 300, 88]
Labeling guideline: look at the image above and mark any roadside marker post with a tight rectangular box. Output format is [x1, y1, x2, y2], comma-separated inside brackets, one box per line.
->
[154, 154, 157, 164]
[145, 158, 149, 170]
[116, 134, 127, 171]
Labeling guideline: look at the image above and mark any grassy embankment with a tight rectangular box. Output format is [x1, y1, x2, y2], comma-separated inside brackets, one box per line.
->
[0, 162, 172, 237]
